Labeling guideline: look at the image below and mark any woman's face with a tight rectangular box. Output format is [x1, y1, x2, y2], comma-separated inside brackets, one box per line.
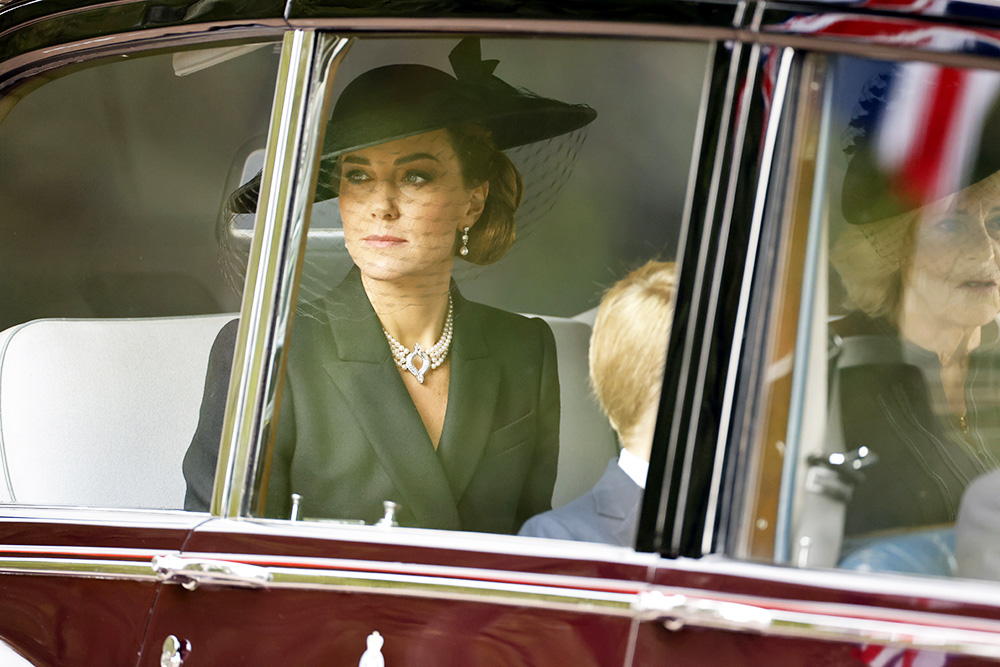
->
[904, 175, 1000, 329]
[338, 129, 486, 284]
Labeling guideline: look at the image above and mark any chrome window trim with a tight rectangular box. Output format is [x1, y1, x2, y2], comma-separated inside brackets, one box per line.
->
[0, 506, 209, 528]
[195, 517, 662, 566]
[0, 24, 287, 92]
[6, 8, 1000, 77]
[285, 16, 739, 42]
[772, 52, 834, 564]
[750, 32, 1000, 72]
[750, 6, 1000, 73]
[213, 30, 350, 518]
[704, 44, 797, 556]
[654, 16, 750, 554]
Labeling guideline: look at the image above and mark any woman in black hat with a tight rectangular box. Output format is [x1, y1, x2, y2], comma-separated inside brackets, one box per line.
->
[829, 70, 1000, 549]
[183, 38, 596, 534]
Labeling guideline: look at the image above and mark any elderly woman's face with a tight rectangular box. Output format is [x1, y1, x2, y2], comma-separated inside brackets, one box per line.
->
[338, 129, 486, 284]
[905, 174, 1000, 329]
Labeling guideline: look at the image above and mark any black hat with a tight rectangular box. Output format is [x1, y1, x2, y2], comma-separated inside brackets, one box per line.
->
[231, 38, 597, 213]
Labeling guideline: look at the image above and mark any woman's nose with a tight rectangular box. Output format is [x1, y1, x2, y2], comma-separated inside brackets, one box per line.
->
[370, 182, 399, 220]
[964, 222, 997, 262]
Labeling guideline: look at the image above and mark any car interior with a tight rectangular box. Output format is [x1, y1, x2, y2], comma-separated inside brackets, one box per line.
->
[0, 37, 702, 521]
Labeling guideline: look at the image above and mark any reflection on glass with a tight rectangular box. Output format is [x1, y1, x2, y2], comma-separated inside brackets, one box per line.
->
[0, 43, 279, 509]
[786, 57, 1000, 577]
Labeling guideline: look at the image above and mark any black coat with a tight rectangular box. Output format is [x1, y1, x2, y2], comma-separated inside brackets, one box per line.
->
[184, 268, 560, 534]
[832, 312, 1000, 538]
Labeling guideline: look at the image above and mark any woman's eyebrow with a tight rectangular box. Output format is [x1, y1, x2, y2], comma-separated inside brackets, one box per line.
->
[395, 152, 440, 165]
[342, 155, 369, 165]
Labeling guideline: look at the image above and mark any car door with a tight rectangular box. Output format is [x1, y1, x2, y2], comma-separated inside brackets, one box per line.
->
[635, 3, 1000, 665]
[134, 13, 738, 666]
[0, 3, 284, 664]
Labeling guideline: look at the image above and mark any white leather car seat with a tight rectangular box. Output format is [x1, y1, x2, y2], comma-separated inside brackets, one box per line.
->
[0, 314, 234, 509]
[539, 314, 618, 508]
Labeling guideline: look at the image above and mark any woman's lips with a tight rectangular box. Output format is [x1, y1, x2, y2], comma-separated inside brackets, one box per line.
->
[363, 235, 407, 248]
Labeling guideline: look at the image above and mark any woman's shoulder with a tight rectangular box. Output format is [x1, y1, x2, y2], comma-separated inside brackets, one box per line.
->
[457, 297, 555, 357]
[459, 298, 552, 334]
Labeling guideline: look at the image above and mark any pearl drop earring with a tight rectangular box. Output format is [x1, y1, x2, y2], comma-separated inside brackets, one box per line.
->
[459, 226, 470, 256]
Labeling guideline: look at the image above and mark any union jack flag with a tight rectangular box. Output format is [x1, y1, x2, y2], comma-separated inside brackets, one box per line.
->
[770, 4, 1000, 207]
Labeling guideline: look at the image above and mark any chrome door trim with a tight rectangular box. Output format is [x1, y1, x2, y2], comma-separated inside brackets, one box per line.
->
[214, 31, 350, 517]
[634, 589, 1000, 659]
[143, 549, 1000, 659]
[4, 538, 1000, 658]
[0, 545, 171, 581]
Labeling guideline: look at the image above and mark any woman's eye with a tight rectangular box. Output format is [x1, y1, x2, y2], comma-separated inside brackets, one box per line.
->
[344, 169, 371, 185]
[401, 170, 432, 186]
[933, 217, 963, 234]
[987, 217, 1000, 238]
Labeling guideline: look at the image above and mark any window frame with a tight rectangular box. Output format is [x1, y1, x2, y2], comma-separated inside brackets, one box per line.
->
[215, 23, 739, 555]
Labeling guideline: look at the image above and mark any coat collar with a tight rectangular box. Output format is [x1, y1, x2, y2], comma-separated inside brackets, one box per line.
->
[591, 459, 643, 521]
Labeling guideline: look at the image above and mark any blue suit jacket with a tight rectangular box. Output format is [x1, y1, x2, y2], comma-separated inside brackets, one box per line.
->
[957, 469, 1000, 580]
[518, 458, 641, 546]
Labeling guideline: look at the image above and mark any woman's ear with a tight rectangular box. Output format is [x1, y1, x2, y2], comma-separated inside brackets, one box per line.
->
[465, 181, 489, 225]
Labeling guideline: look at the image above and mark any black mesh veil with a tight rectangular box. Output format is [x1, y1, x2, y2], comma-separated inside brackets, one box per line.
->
[216, 125, 591, 321]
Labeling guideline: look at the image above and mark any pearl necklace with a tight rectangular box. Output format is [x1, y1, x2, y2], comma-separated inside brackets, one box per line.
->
[382, 295, 453, 384]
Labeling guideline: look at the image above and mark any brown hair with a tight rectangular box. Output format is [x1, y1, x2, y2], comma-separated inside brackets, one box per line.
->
[447, 122, 523, 265]
[589, 261, 677, 440]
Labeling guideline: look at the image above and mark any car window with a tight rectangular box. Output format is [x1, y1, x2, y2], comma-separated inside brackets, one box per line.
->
[218, 36, 707, 540]
[742, 48, 1000, 580]
[0, 40, 280, 510]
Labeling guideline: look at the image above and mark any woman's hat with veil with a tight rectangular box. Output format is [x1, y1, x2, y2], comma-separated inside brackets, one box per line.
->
[228, 37, 597, 213]
[840, 65, 1000, 259]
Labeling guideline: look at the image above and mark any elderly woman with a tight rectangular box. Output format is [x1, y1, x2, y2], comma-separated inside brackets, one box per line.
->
[519, 260, 676, 544]
[183, 38, 596, 534]
[830, 104, 1000, 540]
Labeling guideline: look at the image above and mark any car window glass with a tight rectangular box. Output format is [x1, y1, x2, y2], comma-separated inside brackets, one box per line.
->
[0, 41, 280, 510]
[228, 36, 706, 540]
[745, 50, 1000, 581]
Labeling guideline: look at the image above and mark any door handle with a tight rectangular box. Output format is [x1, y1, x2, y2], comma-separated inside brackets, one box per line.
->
[152, 554, 271, 591]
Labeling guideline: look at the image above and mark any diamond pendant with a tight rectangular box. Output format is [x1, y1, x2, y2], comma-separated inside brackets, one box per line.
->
[405, 343, 431, 383]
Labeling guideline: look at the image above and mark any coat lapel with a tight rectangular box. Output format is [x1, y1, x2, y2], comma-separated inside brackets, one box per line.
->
[318, 269, 461, 530]
[436, 292, 501, 503]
